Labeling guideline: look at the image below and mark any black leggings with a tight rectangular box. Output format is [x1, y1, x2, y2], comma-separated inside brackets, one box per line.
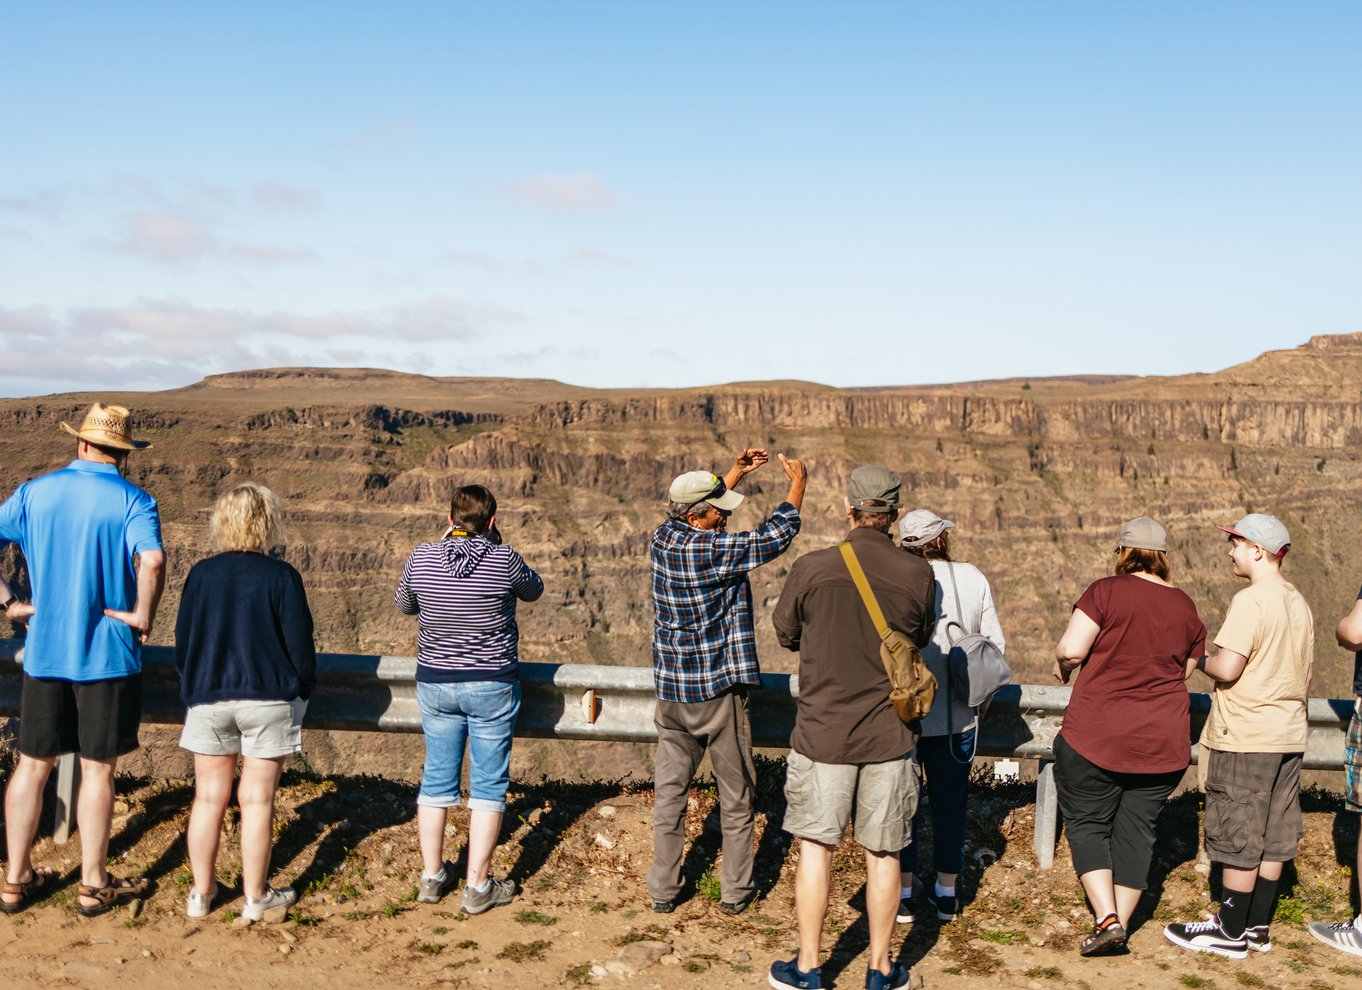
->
[1054, 735, 1183, 889]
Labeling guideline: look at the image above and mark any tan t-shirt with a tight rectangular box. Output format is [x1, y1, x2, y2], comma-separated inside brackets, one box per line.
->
[1199, 578, 1314, 753]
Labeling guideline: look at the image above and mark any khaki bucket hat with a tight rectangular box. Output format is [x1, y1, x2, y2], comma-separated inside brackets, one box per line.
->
[59, 403, 152, 450]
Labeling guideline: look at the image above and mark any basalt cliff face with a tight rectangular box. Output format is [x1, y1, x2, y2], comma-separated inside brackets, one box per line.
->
[3, 337, 1362, 733]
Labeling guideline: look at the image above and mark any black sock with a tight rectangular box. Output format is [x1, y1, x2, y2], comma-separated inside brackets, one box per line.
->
[1246, 875, 1279, 930]
[1219, 887, 1253, 938]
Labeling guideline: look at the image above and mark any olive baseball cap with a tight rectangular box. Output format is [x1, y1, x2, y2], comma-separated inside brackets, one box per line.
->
[667, 471, 744, 512]
[846, 465, 901, 514]
[1218, 513, 1291, 557]
[1116, 516, 1167, 552]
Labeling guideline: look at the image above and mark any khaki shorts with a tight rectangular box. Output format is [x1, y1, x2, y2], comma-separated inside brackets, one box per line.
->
[782, 749, 918, 853]
[1204, 748, 1303, 868]
[180, 698, 306, 759]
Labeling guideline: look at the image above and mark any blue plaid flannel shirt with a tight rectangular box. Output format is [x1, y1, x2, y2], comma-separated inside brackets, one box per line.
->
[650, 501, 801, 703]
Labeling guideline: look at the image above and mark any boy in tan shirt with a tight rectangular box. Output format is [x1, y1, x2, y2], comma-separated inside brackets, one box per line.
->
[1165, 514, 1314, 960]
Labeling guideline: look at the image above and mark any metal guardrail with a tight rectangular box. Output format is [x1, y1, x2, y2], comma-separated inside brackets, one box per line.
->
[1, 640, 1355, 867]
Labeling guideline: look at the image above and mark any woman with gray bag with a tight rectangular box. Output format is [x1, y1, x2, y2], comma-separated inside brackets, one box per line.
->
[895, 509, 1008, 924]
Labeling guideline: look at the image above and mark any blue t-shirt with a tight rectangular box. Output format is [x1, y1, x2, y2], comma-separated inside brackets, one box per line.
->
[0, 460, 162, 681]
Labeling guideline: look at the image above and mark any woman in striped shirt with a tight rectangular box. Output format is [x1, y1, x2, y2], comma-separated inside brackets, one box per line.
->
[395, 485, 544, 915]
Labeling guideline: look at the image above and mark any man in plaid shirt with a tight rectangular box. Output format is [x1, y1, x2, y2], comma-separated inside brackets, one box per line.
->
[647, 447, 807, 916]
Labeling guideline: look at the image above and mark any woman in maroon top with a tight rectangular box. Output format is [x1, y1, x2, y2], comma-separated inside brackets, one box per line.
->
[1053, 517, 1207, 956]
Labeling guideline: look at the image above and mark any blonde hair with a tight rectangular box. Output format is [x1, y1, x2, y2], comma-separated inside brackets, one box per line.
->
[211, 483, 285, 553]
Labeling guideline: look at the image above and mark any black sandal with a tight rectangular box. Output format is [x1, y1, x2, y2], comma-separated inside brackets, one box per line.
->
[1080, 913, 1128, 956]
[0, 866, 57, 914]
[76, 874, 151, 917]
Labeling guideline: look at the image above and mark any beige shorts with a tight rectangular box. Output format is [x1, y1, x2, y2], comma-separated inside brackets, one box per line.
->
[180, 698, 306, 759]
[782, 749, 918, 853]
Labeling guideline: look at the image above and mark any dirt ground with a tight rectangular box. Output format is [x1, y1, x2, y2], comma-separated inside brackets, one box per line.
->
[2, 756, 1361, 990]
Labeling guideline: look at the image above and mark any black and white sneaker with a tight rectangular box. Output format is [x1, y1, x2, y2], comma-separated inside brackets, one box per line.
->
[1244, 924, 1272, 953]
[928, 887, 957, 923]
[1163, 916, 1248, 959]
[1308, 914, 1362, 958]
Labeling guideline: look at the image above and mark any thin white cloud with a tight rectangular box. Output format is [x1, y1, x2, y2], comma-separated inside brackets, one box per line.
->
[506, 172, 617, 213]
[494, 344, 599, 365]
[0, 295, 520, 392]
[445, 249, 516, 272]
[253, 181, 323, 212]
[225, 242, 319, 266]
[0, 186, 63, 218]
[566, 246, 633, 267]
[342, 116, 423, 151]
[101, 209, 219, 265]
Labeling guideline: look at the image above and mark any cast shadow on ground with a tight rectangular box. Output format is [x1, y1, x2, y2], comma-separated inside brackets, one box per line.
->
[811, 770, 1022, 984]
[498, 777, 632, 887]
[1125, 790, 1204, 936]
[272, 773, 417, 895]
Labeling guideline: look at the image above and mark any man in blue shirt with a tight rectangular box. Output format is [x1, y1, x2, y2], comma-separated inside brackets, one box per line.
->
[647, 447, 805, 916]
[0, 403, 165, 917]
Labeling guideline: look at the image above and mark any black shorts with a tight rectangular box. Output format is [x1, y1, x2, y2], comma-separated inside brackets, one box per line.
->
[19, 672, 142, 760]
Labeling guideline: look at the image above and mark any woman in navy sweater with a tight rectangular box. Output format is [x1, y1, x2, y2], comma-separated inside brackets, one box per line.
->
[175, 483, 315, 922]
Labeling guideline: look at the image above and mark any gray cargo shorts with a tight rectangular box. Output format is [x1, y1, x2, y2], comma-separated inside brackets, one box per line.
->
[1204, 748, 1303, 867]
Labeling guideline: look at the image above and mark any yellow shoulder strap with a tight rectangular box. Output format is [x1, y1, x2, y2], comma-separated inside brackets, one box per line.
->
[839, 542, 893, 642]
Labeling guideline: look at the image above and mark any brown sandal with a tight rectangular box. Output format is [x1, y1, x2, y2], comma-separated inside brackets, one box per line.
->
[76, 874, 151, 917]
[1, 866, 57, 914]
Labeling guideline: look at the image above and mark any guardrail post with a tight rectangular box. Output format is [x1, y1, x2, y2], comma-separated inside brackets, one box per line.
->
[1033, 759, 1057, 869]
[52, 752, 79, 845]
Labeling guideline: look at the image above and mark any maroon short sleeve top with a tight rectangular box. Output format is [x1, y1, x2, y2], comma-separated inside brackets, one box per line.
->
[1059, 574, 1207, 774]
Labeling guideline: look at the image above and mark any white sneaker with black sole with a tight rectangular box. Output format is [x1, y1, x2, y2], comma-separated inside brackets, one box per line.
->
[1163, 916, 1248, 959]
[1308, 915, 1362, 958]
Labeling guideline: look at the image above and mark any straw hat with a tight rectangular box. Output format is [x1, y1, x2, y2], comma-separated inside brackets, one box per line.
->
[59, 403, 152, 451]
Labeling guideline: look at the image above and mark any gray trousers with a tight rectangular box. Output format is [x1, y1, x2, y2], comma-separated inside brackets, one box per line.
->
[647, 689, 757, 904]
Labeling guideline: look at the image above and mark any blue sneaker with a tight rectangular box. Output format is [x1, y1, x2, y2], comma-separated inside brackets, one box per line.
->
[769, 957, 822, 990]
[865, 961, 910, 990]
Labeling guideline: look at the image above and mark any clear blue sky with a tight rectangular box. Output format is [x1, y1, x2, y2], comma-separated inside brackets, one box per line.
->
[1, 2, 1358, 395]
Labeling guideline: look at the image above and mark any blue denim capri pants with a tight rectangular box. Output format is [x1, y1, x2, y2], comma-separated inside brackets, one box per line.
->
[416, 680, 521, 813]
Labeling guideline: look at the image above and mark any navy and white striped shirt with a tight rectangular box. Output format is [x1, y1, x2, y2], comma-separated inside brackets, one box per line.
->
[395, 535, 544, 683]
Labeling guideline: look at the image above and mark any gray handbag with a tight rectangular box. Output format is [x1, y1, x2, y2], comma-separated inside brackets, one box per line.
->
[944, 562, 1013, 709]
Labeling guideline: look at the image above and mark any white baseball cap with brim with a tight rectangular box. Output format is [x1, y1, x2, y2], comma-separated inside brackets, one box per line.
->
[668, 471, 744, 512]
[899, 508, 955, 547]
[1218, 513, 1291, 557]
[59, 402, 152, 451]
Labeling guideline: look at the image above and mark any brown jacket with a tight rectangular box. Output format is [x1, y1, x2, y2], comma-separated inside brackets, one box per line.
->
[773, 526, 936, 764]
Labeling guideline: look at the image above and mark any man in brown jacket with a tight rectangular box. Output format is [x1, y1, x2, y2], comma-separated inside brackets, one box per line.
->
[768, 466, 936, 990]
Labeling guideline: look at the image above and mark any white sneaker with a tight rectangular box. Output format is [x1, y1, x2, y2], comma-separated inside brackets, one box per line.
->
[186, 883, 218, 919]
[1308, 915, 1362, 958]
[242, 886, 297, 922]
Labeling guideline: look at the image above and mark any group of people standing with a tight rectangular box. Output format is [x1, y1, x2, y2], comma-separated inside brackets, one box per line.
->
[0, 405, 315, 921]
[647, 447, 1362, 990]
[2, 407, 1362, 988]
